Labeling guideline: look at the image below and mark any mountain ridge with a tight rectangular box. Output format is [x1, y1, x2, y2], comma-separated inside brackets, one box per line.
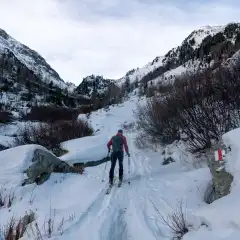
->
[112, 22, 240, 90]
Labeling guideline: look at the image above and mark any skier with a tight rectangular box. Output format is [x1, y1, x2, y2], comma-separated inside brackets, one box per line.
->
[107, 129, 130, 187]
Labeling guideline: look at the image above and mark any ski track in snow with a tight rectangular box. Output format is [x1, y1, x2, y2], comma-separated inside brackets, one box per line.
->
[59, 131, 171, 240]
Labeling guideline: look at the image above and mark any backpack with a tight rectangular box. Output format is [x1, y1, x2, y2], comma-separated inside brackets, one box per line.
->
[112, 135, 123, 152]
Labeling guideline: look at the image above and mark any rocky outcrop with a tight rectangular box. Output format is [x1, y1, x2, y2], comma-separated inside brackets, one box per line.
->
[22, 149, 82, 186]
[204, 141, 233, 203]
[162, 156, 175, 165]
[0, 143, 8, 151]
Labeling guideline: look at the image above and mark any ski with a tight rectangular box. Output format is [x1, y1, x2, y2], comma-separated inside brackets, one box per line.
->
[106, 185, 113, 194]
[105, 176, 116, 194]
[118, 180, 122, 187]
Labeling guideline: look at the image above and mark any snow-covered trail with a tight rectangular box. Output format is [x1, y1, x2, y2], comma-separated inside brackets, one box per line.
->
[57, 132, 157, 239]
[55, 94, 211, 240]
[57, 130, 179, 240]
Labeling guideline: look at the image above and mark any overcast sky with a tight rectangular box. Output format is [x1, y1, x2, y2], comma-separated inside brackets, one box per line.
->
[0, 0, 239, 84]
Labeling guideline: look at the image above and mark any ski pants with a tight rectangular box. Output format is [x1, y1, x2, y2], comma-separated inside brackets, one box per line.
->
[109, 151, 124, 183]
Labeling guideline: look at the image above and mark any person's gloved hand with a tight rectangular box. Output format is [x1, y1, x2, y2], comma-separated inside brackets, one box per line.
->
[108, 149, 111, 153]
[127, 152, 130, 157]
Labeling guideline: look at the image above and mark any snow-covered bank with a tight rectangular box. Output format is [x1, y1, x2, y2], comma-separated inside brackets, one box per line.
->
[182, 128, 240, 239]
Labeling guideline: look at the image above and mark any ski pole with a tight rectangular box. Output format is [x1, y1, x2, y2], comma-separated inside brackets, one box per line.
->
[101, 152, 109, 182]
[128, 156, 130, 185]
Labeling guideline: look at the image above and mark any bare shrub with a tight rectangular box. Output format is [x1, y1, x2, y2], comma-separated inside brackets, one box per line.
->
[0, 110, 13, 123]
[78, 104, 93, 114]
[136, 66, 240, 152]
[29, 208, 71, 238]
[44, 208, 55, 238]
[121, 122, 135, 131]
[150, 199, 189, 240]
[3, 211, 35, 240]
[14, 120, 93, 156]
[7, 191, 15, 208]
[135, 132, 152, 149]
[21, 106, 80, 122]
[0, 186, 15, 209]
[135, 98, 180, 145]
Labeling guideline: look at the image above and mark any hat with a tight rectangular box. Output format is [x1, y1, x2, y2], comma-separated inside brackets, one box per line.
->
[118, 129, 123, 133]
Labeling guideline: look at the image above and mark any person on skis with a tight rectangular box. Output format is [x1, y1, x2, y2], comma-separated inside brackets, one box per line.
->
[107, 129, 130, 186]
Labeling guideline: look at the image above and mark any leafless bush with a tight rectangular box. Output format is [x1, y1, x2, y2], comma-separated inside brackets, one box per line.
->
[30, 222, 43, 240]
[44, 208, 56, 238]
[57, 217, 65, 235]
[136, 66, 240, 152]
[21, 106, 80, 122]
[0, 186, 15, 208]
[14, 120, 93, 156]
[0, 110, 13, 123]
[121, 122, 135, 131]
[29, 208, 72, 238]
[7, 191, 15, 208]
[150, 199, 189, 240]
[135, 132, 153, 149]
[135, 98, 180, 145]
[3, 211, 35, 240]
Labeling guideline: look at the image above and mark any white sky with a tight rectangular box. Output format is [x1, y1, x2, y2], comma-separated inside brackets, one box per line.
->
[0, 0, 239, 84]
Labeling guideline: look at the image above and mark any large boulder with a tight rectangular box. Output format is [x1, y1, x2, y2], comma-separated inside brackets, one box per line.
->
[204, 141, 233, 203]
[22, 149, 81, 186]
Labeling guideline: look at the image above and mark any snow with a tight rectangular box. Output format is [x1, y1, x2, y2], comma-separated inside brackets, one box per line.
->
[116, 25, 225, 88]
[186, 25, 225, 49]
[151, 59, 205, 86]
[116, 56, 164, 86]
[0, 135, 14, 146]
[60, 135, 109, 164]
[0, 144, 47, 186]
[0, 28, 70, 91]
[224, 49, 240, 67]
[2, 95, 240, 239]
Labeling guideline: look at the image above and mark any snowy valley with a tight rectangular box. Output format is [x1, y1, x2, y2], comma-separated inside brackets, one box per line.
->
[1, 22, 240, 240]
[1, 96, 240, 239]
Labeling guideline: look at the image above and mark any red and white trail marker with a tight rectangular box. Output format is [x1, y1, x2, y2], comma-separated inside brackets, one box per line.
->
[214, 149, 226, 161]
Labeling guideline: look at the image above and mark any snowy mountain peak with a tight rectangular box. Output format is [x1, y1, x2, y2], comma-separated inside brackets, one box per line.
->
[0, 29, 9, 40]
[115, 22, 240, 91]
[184, 25, 224, 49]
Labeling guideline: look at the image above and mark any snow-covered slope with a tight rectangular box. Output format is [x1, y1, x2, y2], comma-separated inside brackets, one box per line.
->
[1, 95, 240, 239]
[184, 25, 224, 49]
[0, 29, 68, 89]
[116, 23, 240, 89]
[117, 56, 165, 85]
